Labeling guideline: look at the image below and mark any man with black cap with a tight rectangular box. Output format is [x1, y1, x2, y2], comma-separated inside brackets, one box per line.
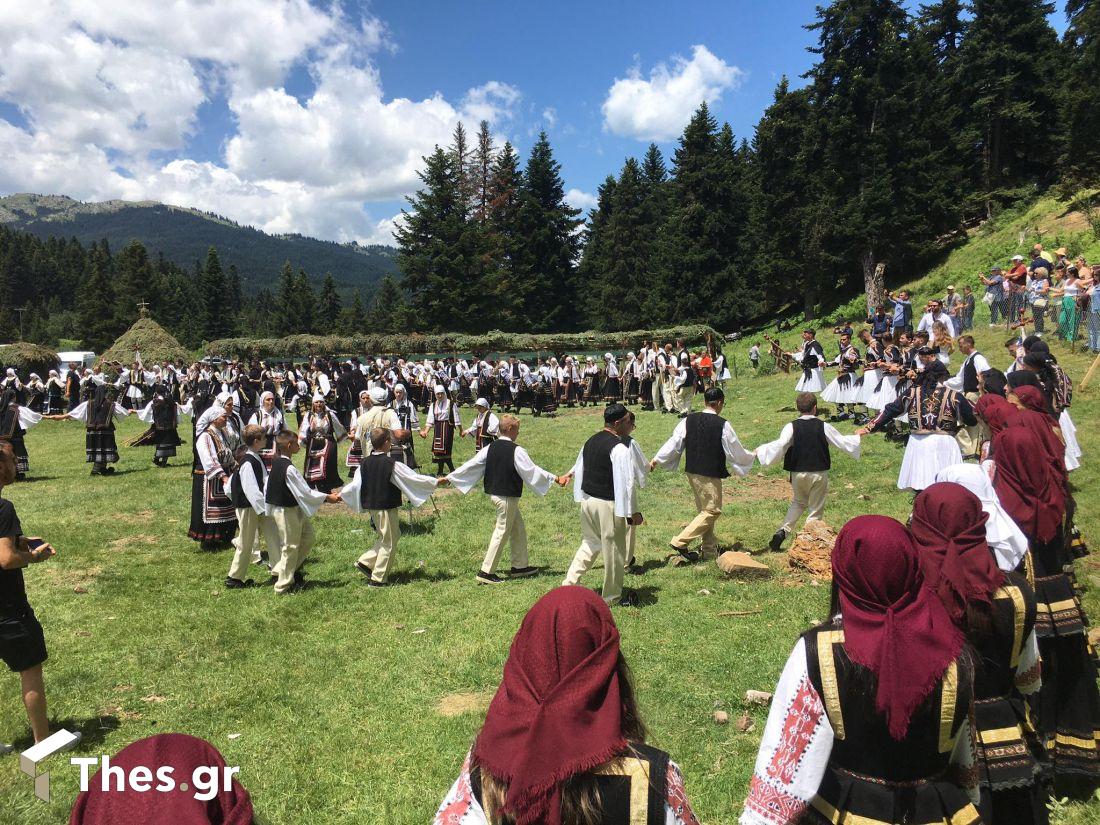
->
[649, 387, 755, 561]
[858, 349, 976, 490]
[443, 414, 558, 584]
[561, 404, 643, 606]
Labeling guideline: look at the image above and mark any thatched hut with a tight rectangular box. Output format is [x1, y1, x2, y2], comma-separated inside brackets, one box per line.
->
[0, 342, 60, 378]
[97, 317, 192, 368]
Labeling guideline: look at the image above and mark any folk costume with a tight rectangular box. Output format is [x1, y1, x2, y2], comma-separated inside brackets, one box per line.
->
[68, 385, 129, 475]
[945, 348, 991, 459]
[463, 401, 499, 451]
[188, 409, 239, 548]
[990, 427, 1100, 788]
[867, 362, 975, 491]
[64, 367, 81, 411]
[794, 337, 826, 394]
[45, 370, 65, 415]
[116, 362, 156, 410]
[602, 353, 621, 402]
[265, 452, 330, 593]
[247, 392, 285, 470]
[340, 449, 438, 586]
[345, 392, 372, 475]
[447, 435, 557, 583]
[652, 408, 756, 559]
[132, 385, 190, 466]
[390, 385, 420, 469]
[425, 388, 461, 473]
[563, 410, 642, 605]
[23, 374, 45, 413]
[755, 414, 861, 549]
[433, 587, 700, 825]
[741, 517, 980, 825]
[0, 389, 42, 478]
[226, 444, 280, 586]
[820, 342, 862, 415]
[910, 484, 1046, 825]
[865, 344, 902, 412]
[299, 396, 346, 493]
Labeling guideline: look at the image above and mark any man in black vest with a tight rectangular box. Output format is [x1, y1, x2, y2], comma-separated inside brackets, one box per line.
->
[226, 425, 281, 589]
[945, 335, 990, 460]
[674, 338, 695, 415]
[650, 387, 756, 560]
[338, 428, 438, 586]
[442, 415, 559, 584]
[561, 404, 643, 606]
[755, 392, 862, 551]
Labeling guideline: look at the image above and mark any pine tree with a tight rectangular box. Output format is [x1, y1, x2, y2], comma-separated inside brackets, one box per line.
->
[485, 142, 526, 328]
[578, 175, 619, 328]
[275, 261, 297, 336]
[317, 272, 342, 325]
[1062, 0, 1100, 186]
[113, 240, 155, 329]
[449, 122, 475, 217]
[77, 256, 118, 350]
[395, 147, 468, 330]
[367, 275, 405, 333]
[227, 264, 243, 317]
[199, 246, 233, 340]
[472, 121, 496, 223]
[515, 131, 582, 331]
[338, 289, 366, 334]
[958, 0, 1059, 216]
[295, 269, 316, 334]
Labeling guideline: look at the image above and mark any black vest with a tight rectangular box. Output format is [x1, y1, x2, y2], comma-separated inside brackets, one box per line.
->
[265, 455, 298, 508]
[784, 417, 831, 472]
[960, 353, 980, 394]
[581, 430, 620, 501]
[230, 453, 265, 508]
[484, 439, 523, 498]
[360, 453, 402, 510]
[684, 412, 729, 478]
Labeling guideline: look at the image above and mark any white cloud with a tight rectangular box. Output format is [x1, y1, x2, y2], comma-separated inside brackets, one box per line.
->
[601, 45, 744, 141]
[565, 188, 597, 214]
[542, 107, 557, 127]
[0, 1, 523, 244]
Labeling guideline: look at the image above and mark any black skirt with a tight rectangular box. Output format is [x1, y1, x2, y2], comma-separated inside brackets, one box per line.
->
[187, 471, 238, 543]
[803, 765, 980, 825]
[85, 430, 119, 465]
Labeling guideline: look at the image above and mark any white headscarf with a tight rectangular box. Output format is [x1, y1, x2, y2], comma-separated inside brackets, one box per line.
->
[934, 463, 1029, 572]
[369, 386, 388, 404]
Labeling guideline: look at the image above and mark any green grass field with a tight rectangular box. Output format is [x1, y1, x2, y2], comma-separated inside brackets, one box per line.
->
[1, 314, 1099, 824]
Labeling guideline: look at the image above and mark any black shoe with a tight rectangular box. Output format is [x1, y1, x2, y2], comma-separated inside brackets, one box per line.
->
[259, 551, 269, 563]
[508, 566, 537, 579]
[355, 561, 373, 578]
[266, 576, 277, 586]
[477, 571, 506, 585]
[102, 466, 116, 475]
[224, 577, 252, 589]
[769, 529, 788, 552]
[618, 589, 640, 607]
[293, 570, 304, 585]
[671, 542, 701, 563]
[90, 468, 102, 476]
[367, 579, 388, 588]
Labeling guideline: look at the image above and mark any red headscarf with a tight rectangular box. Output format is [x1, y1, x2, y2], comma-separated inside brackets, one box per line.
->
[70, 734, 253, 825]
[911, 483, 1003, 624]
[975, 393, 1020, 435]
[1010, 385, 1067, 485]
[473, 586, 627, 825]
[832, 515, 963, 740]
[992, 427, 1065, 543]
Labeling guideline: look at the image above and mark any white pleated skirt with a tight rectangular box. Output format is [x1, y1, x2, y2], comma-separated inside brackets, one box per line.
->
[795, 368, 825, 393]
[1060, 409, 1082, 470]
[859, 369, 883, 404]
[821, 376, 861, 404]
[866, 374, 898, 411]
[897, 432, 963, 491]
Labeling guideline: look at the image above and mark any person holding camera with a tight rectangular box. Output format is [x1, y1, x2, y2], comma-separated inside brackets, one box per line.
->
[0, 442, 62, 748]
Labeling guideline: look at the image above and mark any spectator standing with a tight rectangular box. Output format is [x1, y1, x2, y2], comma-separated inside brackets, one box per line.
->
[885, 290, 913, 335]
[960, 285, 975, 331]
[1006, 255, 1028, 323]
[980, 267, 1006, 326]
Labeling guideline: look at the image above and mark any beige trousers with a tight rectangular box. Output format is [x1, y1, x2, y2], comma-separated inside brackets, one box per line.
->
[357, 508, 400, 584]
[564, 497, 627, 603]
[955, 391, 983, 457]
[228, 507, 280, 581]
[650, 374, 663, 410]
[676, 382, 696, 414]
[672, 473, 723, 553]
[780, 471, 829, 534]
[270, 506, 313, 593]
[660, 374, 676, 412]
[481, 496, 528, 574]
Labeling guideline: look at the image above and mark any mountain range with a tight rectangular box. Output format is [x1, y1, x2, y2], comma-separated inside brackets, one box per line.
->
[0, 193, 399, 296]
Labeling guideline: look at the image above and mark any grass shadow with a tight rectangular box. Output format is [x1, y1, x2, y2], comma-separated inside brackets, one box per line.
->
[298, 577, 351, 592]
[7, 715, 120, 753]
[626, 585, 660, 607]
[627, 559, 667, 574]
[384, 567, 457, 585]
[17, 476, 61, 484]
[399, 515, 438, 535]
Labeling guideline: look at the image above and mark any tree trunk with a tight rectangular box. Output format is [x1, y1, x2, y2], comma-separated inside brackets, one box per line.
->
[863, 251, 885, 316]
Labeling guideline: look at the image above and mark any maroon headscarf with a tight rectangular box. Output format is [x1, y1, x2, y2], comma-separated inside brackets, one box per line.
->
[1010, 385, 1068, 485]
[975, 393, 1020, 435]
[911, 483, 1004, 624]
[832, 516, 963, 740]
[70, 734, 253, 825]
[473, 586, 627, 825]
[991, 427, 1066, 543]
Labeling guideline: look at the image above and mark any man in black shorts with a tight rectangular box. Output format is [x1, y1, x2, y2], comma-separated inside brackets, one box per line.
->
[0, 441, 57, 747]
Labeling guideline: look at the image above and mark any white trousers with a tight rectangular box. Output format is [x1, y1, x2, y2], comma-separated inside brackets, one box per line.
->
[564, 497, 627, 603]
[481, 496, 528, 574]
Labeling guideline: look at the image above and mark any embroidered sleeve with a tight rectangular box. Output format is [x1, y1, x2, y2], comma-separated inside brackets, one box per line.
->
[433, 753, 488, 825]
[740, 639, 834, 825]
[1015, 629, 1042, 696]
[664, 761, 701, 825]
[949, 715, 980, 807]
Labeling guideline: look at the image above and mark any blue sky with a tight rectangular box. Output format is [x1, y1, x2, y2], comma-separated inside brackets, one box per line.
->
[0, 1, 1069, 245]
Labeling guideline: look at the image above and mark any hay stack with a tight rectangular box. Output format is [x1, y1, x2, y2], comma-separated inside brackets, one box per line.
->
[787, 520, 836, 579]
[0, 342, 60, 377]
[98, 317, 191, 368]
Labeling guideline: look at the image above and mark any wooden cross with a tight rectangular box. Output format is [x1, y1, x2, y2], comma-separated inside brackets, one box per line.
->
[136, 299, 150, 317]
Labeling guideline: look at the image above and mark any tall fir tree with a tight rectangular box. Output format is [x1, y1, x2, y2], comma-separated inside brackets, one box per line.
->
[472, 120, 496, 223]
[77, 253, 118, 350]
[484, 141, 526, 328]
[516, 131, 582, 331]
[578, 175, 619, 328]
[199, 246, 233, 340]
[958, 0, 1060, 216]
[275, 261, 298, 336]
[317, 272, 342, 326]
[113, 239, 155, 329]
[227, 264, 243, 318]
[339, 289, 366, 334]
[396, 147, 471, 330]
[295, 269, 316, 334]
[367, 275, 406, 333]
[1062, 0, 1100, 186]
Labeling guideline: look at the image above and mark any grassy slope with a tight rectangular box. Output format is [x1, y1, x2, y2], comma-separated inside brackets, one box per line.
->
[1, 201, 1098, 823]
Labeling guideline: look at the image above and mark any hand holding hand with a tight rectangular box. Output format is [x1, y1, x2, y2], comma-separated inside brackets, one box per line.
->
[648, 459, 658, 471]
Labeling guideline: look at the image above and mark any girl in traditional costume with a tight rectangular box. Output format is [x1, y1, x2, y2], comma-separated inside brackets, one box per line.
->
[299, 395, 346, 493]
[420, 385, 461, 474]
[248, 391, 285, 471]
[132, 384, 191, 466]
[188, 405, 239, 550]
[0, 389, 42, 480]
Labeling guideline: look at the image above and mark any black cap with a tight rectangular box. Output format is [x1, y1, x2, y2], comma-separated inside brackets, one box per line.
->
[916, 346, 936, 356]
[604, 403, 629, 424]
